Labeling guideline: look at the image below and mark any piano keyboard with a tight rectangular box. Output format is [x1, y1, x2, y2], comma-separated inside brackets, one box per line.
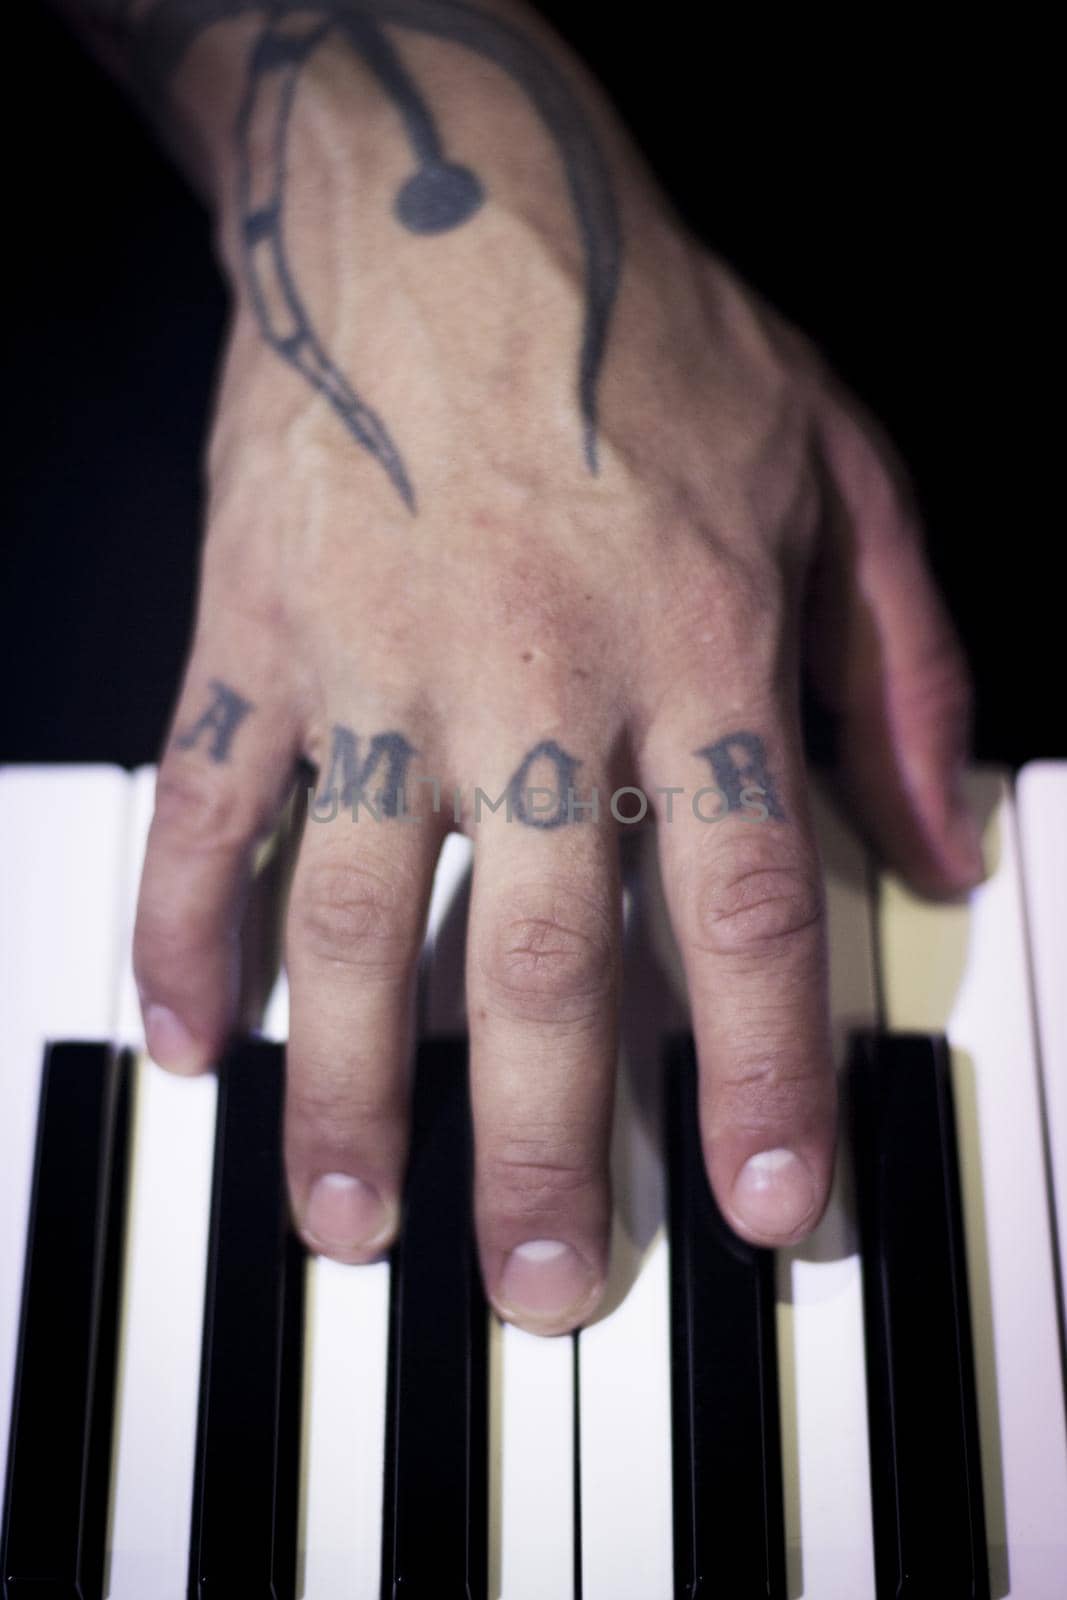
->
[1, 763, 1065, 1597]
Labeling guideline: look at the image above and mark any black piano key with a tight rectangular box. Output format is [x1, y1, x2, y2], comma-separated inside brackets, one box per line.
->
[188, 1038, 304, 1600]
[849, 1031, 989, 1599]
[2, 1041, 132, 1600]
[380, 1038, 488, 1600]
[665, 1035, 786, 1599]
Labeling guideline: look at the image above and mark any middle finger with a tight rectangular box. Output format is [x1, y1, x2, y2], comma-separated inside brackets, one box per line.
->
[466, 739, 620, 1335]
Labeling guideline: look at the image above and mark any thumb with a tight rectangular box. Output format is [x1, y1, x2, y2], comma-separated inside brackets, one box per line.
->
[807, 386, 983, 897]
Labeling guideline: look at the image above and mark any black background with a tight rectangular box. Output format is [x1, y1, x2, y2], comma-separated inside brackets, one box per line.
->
[1, 4, 1055, 768]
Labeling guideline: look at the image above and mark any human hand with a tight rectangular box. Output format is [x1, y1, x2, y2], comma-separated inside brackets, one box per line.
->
[130, 0, 981, 1334]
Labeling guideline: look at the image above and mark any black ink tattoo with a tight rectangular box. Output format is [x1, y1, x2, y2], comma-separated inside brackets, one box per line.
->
[123, 1, 622, 513]
[314, 724, 416, 816]
[506, 737, 581, 828]
[694, 731, 785, 820]
[174, 678, 254, 761]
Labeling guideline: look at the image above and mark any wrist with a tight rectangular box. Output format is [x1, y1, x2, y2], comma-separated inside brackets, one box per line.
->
[178, 4, 645, 309]
[114, 2, 610, 215]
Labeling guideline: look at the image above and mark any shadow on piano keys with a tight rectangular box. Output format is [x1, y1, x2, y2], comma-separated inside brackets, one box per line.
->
[1, 764, 1065, 1597]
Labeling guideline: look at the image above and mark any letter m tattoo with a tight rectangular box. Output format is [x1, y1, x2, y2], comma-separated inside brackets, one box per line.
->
[318, 726, 416, 817]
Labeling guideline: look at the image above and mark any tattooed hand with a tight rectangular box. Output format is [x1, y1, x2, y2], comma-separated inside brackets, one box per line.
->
[90, 0, 983, 1333]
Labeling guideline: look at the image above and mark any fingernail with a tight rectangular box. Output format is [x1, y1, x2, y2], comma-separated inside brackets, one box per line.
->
[303, 1173, 391, 1255]
[497, 1240, 599, 1330]
[947, 803, 986, 886]
[732, 1148, 817, 1239]
[144, 1003, 201, 1073]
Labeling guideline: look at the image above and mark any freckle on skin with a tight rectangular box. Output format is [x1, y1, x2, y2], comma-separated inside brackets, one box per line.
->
[521, 651, 533, 663]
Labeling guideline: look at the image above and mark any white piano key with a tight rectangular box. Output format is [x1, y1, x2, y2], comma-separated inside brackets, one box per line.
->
[496, 1324, 575, 1598]
[879, 768, 1067, 1595]
[1016, 760, 1067, 1322]
[0, 765, 131, 1493]
[300, 1252, 390, 1600]
[577, 1222, 672, 1600]
[106, 767, 220, 1600]
[106, 1058, 217, 1599]
[114, 765, 157, 1046]
[776, 780, 877, 1599]
[578, 832, 675, 1600]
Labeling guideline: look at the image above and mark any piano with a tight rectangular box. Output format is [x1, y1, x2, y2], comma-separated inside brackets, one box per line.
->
[1, 761, 1065, 1598]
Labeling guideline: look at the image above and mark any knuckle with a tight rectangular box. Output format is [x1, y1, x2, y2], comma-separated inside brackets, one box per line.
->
[286, 1073, 405, 1164]
[707, 1050, 836, 1136]
[132, 904, 209, 984]
[714, 1049, 823, 1099]
[152, 763, 251, 855]
[131, 930, 170, 1003]
[692, 858, 824, 960]
[675, 546, 781, 629]
[482, 1133, 598, 1220]
[656, 549, 789, 698]
[201, 538, 290, 636]
[821, 395, 920, 540]
[288, 1060, 402, 1128]
[900, 627, 973, 727]
[290, 859, 413, 975]
[477, 886, 614, 1022]
[133, 874, 232, 988]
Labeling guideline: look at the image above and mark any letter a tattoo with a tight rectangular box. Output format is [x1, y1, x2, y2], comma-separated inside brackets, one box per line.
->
[174, 680, 255, 762]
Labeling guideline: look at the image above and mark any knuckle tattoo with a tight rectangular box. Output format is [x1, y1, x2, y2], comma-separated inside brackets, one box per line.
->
[173, 679, 254, 765]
